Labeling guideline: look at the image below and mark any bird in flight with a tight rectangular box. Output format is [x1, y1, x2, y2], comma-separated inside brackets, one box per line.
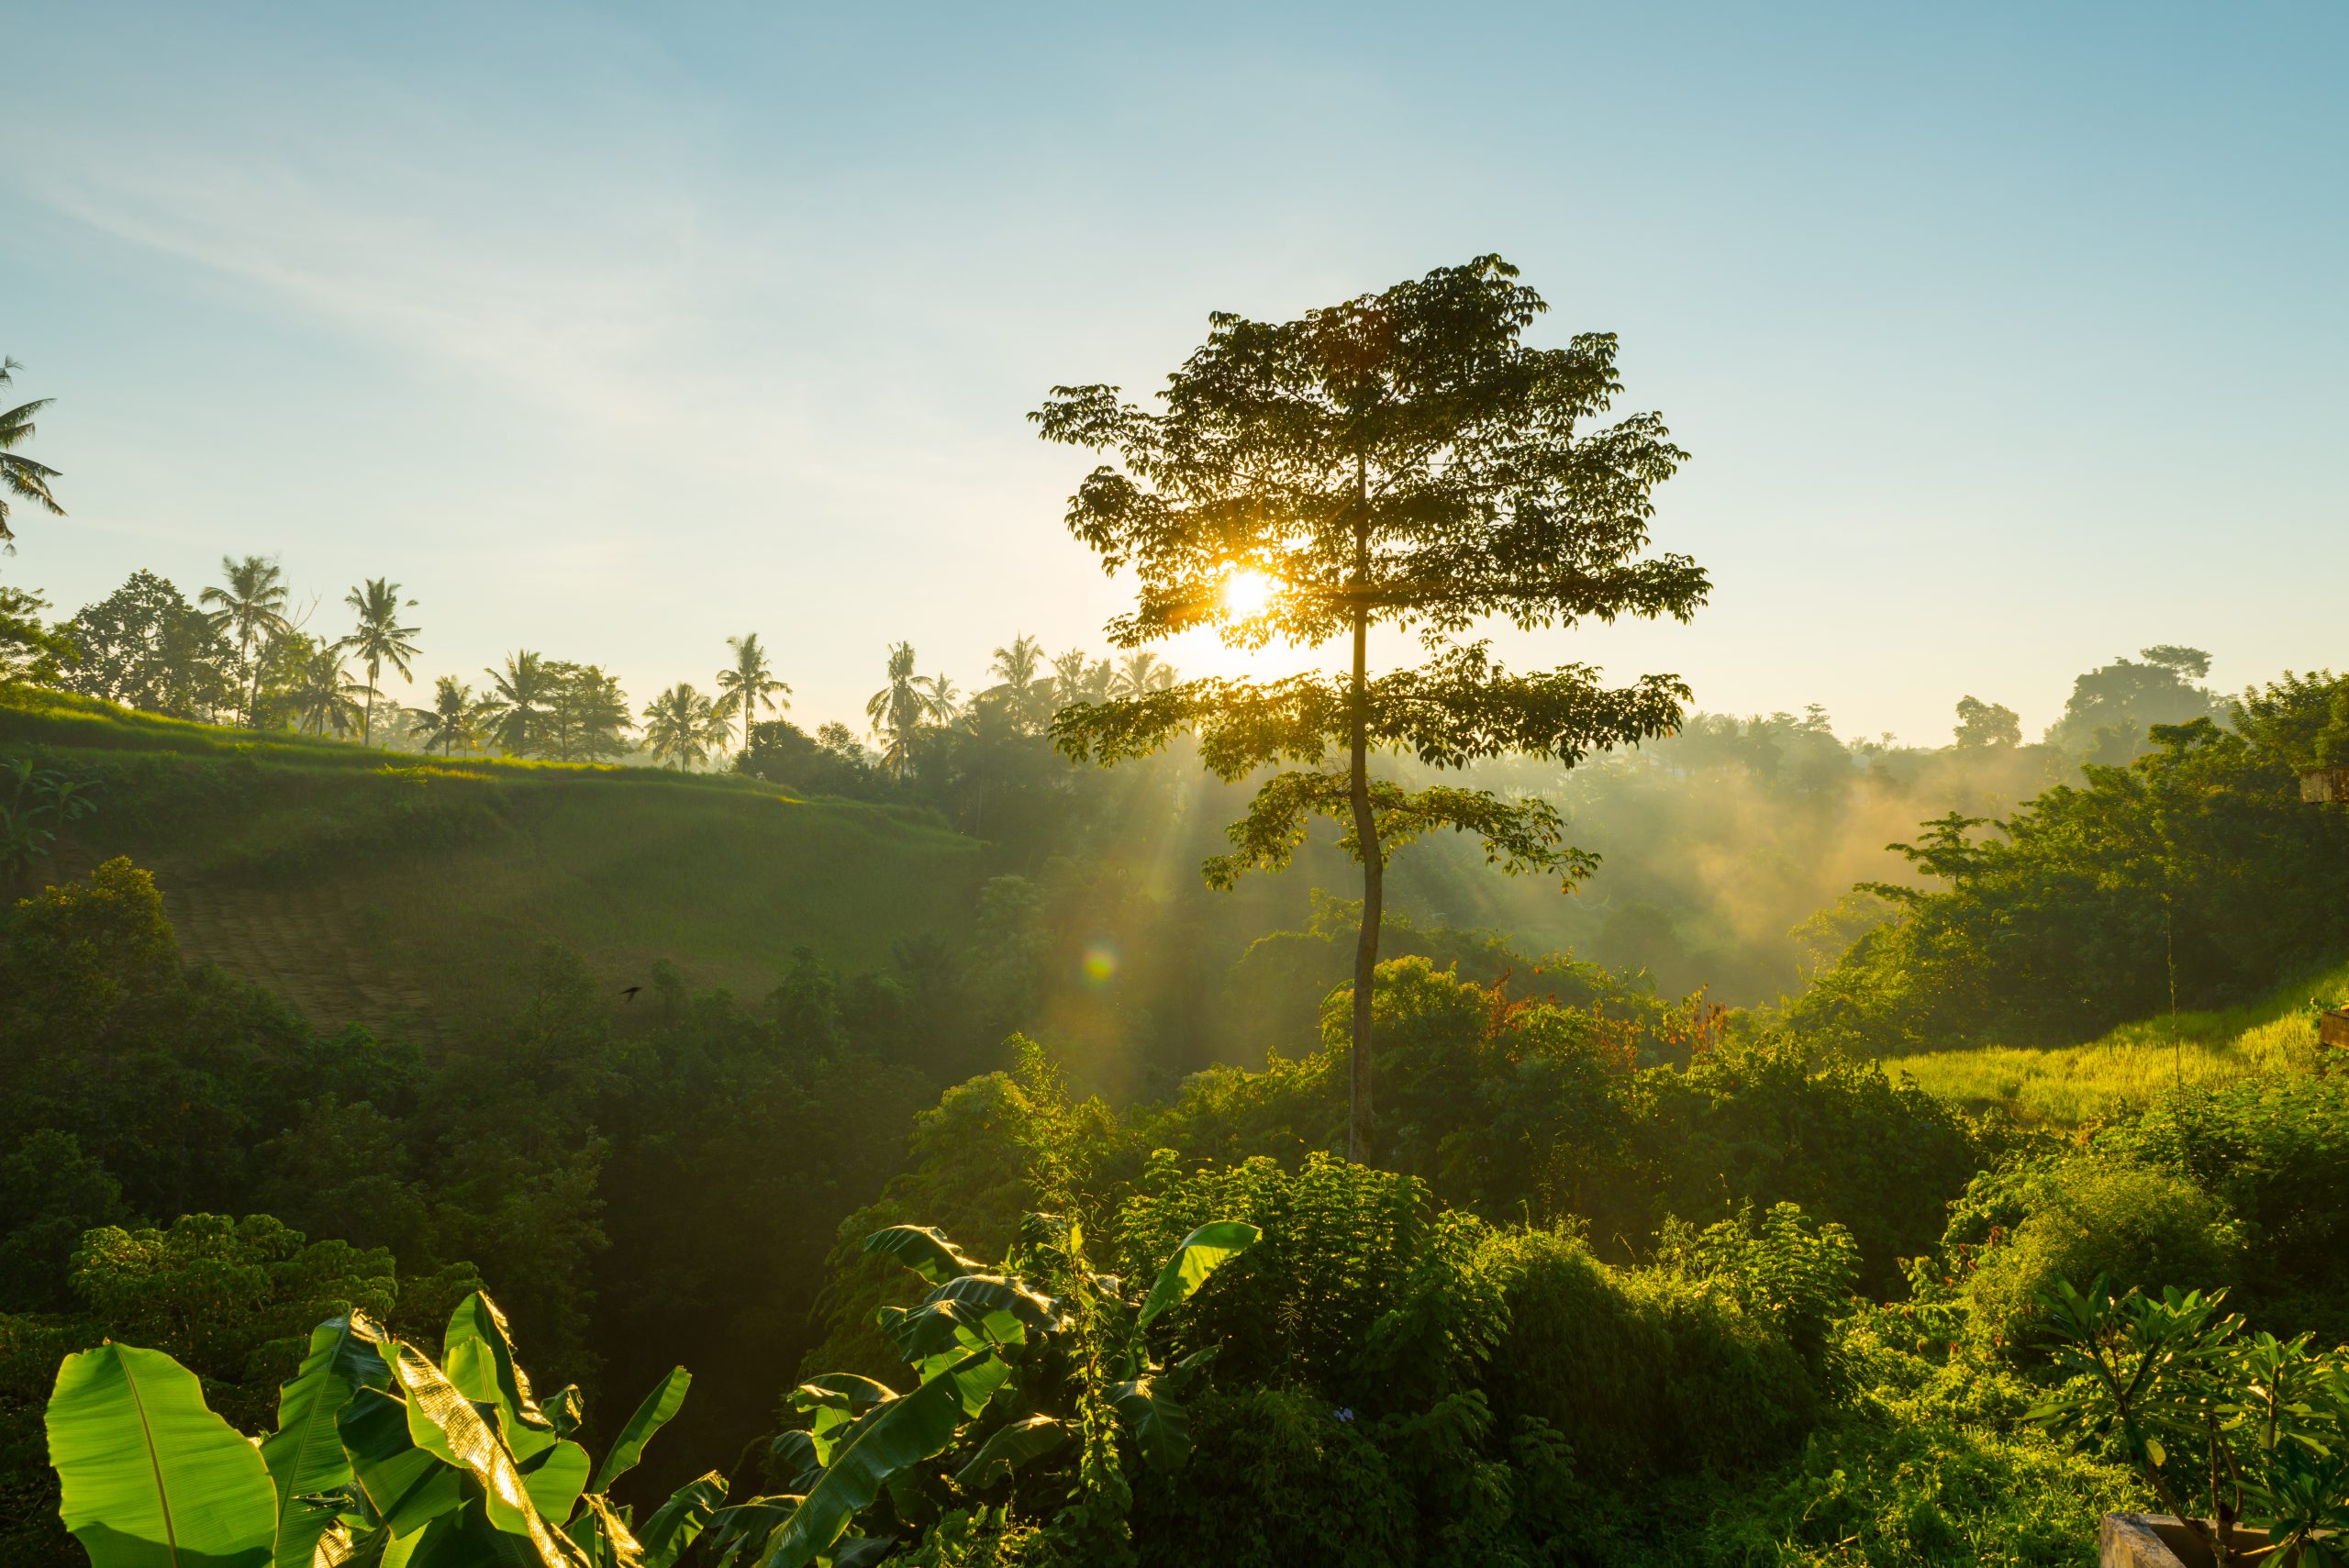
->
[619, 984, 643, 1004]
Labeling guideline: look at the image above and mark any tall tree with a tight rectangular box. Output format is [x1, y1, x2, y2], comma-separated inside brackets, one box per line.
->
[197, 555, 292, 725]
[1034, 255, 1704, 1159]
[61, 571, 239, 718]
[409, 675, 477, 756]
[285, 639, 364, 737]
[340, 577, 419, 747]
[0, 358, 65, 546]
[989, 634, 1052, 731]
[542, 662, 633, 761]
[641, 682, 728, 770]
[713, 632, 791, 755]
[1109, 650, 1176, 697]
[866, 641, 932, 778]
[477, 651, 553, 757]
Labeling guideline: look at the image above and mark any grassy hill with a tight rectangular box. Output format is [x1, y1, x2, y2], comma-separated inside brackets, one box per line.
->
[1892, 953, 2349, 1126]
[1, 691, 987, 1036]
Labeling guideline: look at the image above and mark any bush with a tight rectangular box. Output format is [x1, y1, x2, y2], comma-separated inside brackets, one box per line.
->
[1960, 1162, 2243, 1352]
[1133, 1387, 1417, 1568]
[1479, 1229, 1818, 1482]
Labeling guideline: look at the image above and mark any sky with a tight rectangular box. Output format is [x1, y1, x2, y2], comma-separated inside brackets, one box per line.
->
[5, 1, 2343, 745]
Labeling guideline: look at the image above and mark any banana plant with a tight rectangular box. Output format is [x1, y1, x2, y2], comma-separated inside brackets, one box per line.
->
[718, 1213, 1259, 1568]
[46, 1293, 724, 1568]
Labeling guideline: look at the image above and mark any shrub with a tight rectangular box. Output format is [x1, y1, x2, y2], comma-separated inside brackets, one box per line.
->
[1961, 1162, 2243, 1352]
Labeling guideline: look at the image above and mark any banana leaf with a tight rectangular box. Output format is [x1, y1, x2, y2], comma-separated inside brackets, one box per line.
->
[46, 1341, 278, 1568]
[386, 1340, 589, 1567]
[699, 1496, 798, 1568]
[952, 1417, 1067, 1491]
[754, 1352, 996, 1568]
[261, 1315, 389, 1568]
[441, 1296, 557, 1462]
[862, 1226, 985, 1285]
[563, 1493, 643, 1568]
[339, 1388, 464, 1539]
[786, 1377, 894, 1465]
[590, 1368, 689, 1495]
[918, 1276, 1054, 1333]
[1136, 1222, 1260, 1327]
[633, 1473, 724, 1568]
[1110, 1377, 1192, 1471]
[516, 1440, 592, 1529]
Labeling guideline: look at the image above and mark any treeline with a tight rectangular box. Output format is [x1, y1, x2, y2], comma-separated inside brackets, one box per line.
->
[1788, 668, 2349, 1052]
[0, 558, 1176, 774]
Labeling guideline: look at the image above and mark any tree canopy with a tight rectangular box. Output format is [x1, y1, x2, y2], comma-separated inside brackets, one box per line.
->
[1035, 254, 1705, 1156]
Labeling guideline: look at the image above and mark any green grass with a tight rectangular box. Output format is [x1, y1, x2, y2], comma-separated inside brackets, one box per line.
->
[1, 688, 986, 1034]
[1891, 957, 2349, 1126]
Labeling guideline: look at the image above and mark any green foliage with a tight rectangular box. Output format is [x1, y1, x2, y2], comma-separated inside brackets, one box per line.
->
[1954, 1162, 2245, 1356]
[1794, 672, 2349, 1053]
[2031, 1275, 2349, 1563]
[41, 1291, 721, 1568]
[1038, 253, 1706, 1156]
[47, 1340, 277, 1568]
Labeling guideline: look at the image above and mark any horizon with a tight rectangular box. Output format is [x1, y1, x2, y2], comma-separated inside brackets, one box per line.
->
[6, 1, 2343, 747]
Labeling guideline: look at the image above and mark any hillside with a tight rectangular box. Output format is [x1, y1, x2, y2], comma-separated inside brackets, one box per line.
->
[0, 691, 988, 1036]
[1893, 952, 2349, 1126]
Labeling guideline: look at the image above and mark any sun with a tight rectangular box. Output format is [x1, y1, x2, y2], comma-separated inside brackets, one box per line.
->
[1219, 567, 1275, 620]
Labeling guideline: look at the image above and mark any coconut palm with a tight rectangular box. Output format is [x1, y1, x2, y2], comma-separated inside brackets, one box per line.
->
[866, 641, 926, 777]
[0, 358, 65, 546]
[713, 632, 790, 755]
[409, 675, 477, 756]
[340, 577, 420, 747]
[988, 633, 1051, 730]
[1110, 651, 1176, 697]
[918, 672, 963, 723]
[641, 682, 729, 770]
[287, 642, 365, 738]
[198, 555, 292, 725]
[477, 651, 553, 757]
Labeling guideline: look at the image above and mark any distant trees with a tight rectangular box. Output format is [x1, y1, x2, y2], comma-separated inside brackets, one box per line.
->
[1036, 255, 1703, 1158]
[2044, 646, 2221, 764]
[714, 631, 790, 755]
[340, 577, 420, 747]
[409, 675, 476, 756]
[197, 555, 291, 726]
[0, 357, 64, 545]
[868, 641, 954, 777]
[1953, 695, 2021, 749]
[477, 651, 553, 755]
[641, 683, 728, 769]
[284, 639, 364, 737]
[60, 570, 240, 717]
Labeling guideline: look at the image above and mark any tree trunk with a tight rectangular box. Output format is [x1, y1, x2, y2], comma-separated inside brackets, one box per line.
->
[1346, 455, 1380, 1164]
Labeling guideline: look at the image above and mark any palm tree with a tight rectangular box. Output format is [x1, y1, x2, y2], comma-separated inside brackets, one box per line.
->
[409, 675, 476, 756]
[867, 641, 926, 778]
[198, 555, 292, 725]
[477, 651, 552, 757]
[713, 632, 791, 755]
[641, 683, 728, 770]
[918, 672, 963, 723]
[0, 358, 65, 547]
[287, 642, 365, 738]
[988, 633, 1050, 731]
[1110, 651, 1176, 696]
[340, 577, 421, 747]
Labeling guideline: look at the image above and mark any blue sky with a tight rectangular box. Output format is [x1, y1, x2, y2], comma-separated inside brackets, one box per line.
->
[6, 2, 2343, 742]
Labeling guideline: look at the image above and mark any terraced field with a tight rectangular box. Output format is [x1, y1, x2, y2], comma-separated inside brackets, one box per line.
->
[7, 691, 986, 1038]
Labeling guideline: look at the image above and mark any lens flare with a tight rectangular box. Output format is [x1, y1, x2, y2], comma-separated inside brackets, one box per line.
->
[1220, 568, 1274, 619]
[1081, 940, 1119, 987]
